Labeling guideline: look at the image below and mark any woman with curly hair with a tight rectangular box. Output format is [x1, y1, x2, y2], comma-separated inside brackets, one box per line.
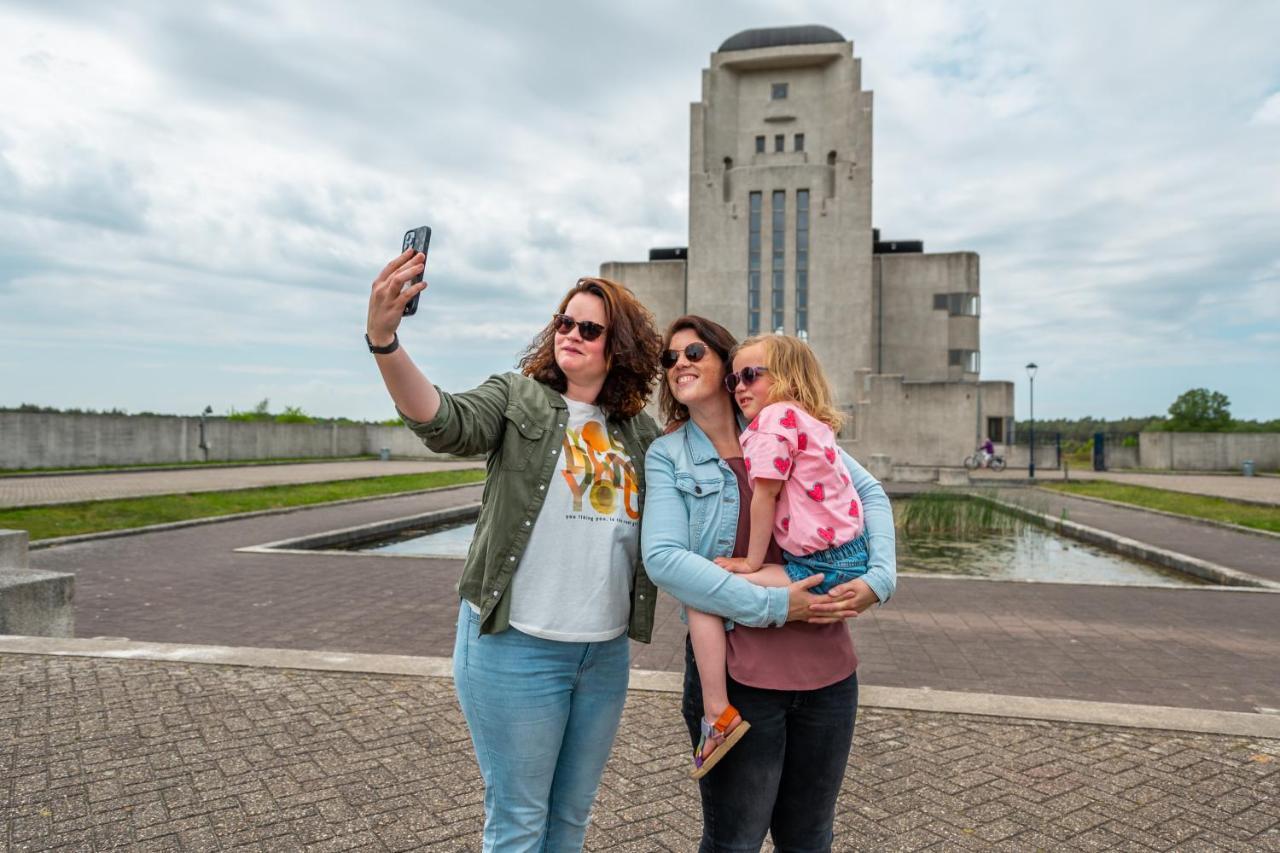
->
[366, 250, 662, 852]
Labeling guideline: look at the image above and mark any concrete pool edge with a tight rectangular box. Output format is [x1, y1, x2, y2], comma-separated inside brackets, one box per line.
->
[2, 635, 1277, 739]
[974, 493, 1280, 590]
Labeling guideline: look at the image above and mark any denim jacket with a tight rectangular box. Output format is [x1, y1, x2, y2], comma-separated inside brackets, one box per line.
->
[641, 418, 896, 628]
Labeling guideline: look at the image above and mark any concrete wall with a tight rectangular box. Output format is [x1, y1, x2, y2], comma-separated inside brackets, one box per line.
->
[1139, 432, 1280, 471]
[0, 412, 455, 470]
[0, 529, 74, 638]
[1005, 444, 1064, 471]
[841, 373, 1015, 468]
[874, 252, 980, 382]
[599, 259, 687, 341]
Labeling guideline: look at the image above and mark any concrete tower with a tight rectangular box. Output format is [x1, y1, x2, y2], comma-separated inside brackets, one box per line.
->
[686, 25, 873, 407]
[602, 26, 1014, 469]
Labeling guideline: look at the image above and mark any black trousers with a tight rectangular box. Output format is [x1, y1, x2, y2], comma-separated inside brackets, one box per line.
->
[681, 636, 859, 853]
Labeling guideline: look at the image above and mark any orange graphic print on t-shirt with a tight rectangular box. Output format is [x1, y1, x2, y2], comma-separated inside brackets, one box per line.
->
[561, 420, 640, 520]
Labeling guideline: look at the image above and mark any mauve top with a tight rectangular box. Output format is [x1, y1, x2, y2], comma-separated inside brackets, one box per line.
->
[722, 458, 858, 690]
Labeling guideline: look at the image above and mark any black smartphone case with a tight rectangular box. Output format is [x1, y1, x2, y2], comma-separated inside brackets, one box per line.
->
[400, 226, 431, 315]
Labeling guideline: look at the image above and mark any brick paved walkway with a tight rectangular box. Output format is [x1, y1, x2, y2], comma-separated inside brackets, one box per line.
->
[0, 461, 483, 508]
[27, 486, 1280, 714]
[1, 654, 1277, 851]
[972, 468, 1280, 505]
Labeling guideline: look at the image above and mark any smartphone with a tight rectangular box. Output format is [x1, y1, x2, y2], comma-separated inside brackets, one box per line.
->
[400, 226, 432, 316]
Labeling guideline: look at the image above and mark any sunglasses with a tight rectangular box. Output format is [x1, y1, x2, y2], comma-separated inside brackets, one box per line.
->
[724, 366, 769, 393]
[660, 342, 708, 370]
[552, 313, 606, 342]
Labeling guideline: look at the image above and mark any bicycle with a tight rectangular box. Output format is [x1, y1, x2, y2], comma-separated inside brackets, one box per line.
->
[963, 450, 1006, 471]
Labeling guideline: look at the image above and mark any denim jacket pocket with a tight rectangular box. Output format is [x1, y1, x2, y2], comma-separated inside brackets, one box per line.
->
[499, 401, 546, 471]
[673, 472, 723, 543]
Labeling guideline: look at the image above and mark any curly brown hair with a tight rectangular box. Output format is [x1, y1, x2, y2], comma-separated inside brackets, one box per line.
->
[518, 277, 661, 419]
[658, 315, 739, 427]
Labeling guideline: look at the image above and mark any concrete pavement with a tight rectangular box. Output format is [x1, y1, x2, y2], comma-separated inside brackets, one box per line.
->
[25, 484, 1280, 714]
[7, 473, 1280, 848]
[0, 461, 483, 508]
[1, 651, 1276, 851]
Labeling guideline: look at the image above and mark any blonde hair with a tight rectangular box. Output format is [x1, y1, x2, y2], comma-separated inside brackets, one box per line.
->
[732, 335, 844, 432]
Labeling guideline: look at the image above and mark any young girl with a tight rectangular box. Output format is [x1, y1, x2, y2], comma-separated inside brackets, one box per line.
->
[687, 334, 869, 777]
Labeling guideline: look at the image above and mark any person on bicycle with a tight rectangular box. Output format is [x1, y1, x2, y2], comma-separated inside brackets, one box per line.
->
[980, 437, 995, 467]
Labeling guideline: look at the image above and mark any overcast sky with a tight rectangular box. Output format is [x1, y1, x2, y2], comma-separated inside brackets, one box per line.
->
[2, 0, 1277, 422]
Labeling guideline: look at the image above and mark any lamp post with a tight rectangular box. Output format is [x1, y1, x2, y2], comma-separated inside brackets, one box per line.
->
[1025, 363, 1038, 478]
[199, 405, 213, 462]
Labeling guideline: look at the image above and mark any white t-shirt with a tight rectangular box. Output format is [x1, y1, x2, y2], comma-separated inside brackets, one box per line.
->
[508, 397, 641, 642]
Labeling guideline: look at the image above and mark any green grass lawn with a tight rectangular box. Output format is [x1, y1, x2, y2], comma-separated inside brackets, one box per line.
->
[1, 469, 486, 541]
[1042, 481, 1280, 534]
[0, 455, 381, 477]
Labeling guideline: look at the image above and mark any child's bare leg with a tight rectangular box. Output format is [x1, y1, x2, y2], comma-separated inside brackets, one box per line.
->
[687, 608, 731, 723]
[739, 563, 797, 588]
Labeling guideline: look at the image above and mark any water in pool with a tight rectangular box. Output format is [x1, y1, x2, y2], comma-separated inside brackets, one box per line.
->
[363, 520, 1206, 587]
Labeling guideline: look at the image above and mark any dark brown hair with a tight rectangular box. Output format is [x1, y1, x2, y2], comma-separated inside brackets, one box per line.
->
[518, 277, 661, 419]
[658, 315, 739, 426]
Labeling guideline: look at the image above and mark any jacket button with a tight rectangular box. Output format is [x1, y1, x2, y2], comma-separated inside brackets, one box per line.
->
[509, 556, 516, 562]
[524, 520, 531, 526]
[695, 486, 702, 494]
[639, 594, 645, 600]
[492, 591, 499, 598]
[539, 484, 545, 491]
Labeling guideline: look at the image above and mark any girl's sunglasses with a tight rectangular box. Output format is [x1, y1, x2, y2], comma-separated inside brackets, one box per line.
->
[552, 313, 606, 342]
[660, 342, 708, 370]
[724, 365, 768, 393]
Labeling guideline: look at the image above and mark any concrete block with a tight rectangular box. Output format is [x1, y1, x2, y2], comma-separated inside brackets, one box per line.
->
[0, 529, 29, 569]
[937, 468, 971, 486]
[868, 454, 893, 482]
[0, 569, 75, 637]
[893, 466, 940, 483]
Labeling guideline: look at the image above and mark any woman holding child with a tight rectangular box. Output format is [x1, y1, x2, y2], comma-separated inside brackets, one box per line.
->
[643, 315, 897, 852]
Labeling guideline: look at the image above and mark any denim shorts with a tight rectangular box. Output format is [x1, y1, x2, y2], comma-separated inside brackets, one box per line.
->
[783, 534, 871, 595]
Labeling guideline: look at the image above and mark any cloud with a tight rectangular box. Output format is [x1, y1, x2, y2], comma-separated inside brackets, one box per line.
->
[0, 0, 1277, 420]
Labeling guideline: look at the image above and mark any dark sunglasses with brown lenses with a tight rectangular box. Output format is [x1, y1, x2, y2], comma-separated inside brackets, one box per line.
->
[723, 365, 769, 393]
[660, 342, 708, 370]
[552, 313, 606, 342]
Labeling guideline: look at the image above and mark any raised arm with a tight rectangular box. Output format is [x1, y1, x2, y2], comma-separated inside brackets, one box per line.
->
[368, 249, 506, 457]
[367, 248, 440, 422]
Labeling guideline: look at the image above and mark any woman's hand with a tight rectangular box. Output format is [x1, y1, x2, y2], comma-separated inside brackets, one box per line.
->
[786, 574, 851, 624]
[807, 578, 880, 621]
[367, 249, 427, 346]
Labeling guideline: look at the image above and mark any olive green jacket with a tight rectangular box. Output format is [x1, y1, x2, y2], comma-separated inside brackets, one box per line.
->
[401, 372, 661, 640]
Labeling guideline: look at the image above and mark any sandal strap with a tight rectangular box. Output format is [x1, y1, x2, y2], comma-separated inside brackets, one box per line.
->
[711, 705, 740, 734]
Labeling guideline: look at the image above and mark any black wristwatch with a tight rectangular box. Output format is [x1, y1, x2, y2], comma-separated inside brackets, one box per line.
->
[365, 332, 399, 355]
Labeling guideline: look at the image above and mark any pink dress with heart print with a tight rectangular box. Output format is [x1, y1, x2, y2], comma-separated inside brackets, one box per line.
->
[740, 402, 864, 556]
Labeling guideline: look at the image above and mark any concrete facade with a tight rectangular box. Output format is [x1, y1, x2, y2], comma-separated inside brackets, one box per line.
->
[874, 252, 981, 382]
[1139, 431, 1280, 471]
[599, 26, 1014, 469]
[843, 372, 1015, 468]
[0, 412, 458, 470]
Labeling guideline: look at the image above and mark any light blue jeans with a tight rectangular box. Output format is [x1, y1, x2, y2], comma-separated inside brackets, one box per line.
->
[452, 602, 630, 852]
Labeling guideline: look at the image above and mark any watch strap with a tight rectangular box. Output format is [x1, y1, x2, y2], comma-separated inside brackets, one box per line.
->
[366, 332, 399, 355]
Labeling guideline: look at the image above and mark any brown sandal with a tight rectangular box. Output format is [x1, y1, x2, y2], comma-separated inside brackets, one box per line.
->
[691, 705, 751, 779]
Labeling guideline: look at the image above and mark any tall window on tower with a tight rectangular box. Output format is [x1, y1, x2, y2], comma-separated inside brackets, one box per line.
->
[748, 192, 762, 335]
[771, 190, 785, 333]
[796, 190, 809, 336]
